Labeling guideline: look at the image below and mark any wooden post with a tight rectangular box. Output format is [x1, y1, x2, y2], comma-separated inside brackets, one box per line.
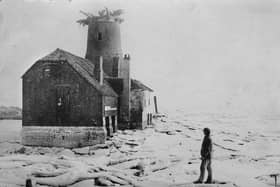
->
[26, 179, 32, 187]
[99, 56, 103, 85]
[154, 96, 158, 114]
[270, 174, 278, 187]
[115, 116, 118, 131]
[109, 116, 113, 136]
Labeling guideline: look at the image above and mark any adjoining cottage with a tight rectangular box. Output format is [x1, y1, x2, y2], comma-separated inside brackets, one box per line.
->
[21, 8, 155, 148]
[131, 79, 154, 129]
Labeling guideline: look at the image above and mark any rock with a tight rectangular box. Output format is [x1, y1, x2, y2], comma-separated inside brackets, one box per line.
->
[69, 179, 95, 187]
[0, 142, 25, 155]
[22, 146, 34, 155]
[112, 141, 122, 149]
[123, 130, 134, 135]
[132, 161, 145, 177]
[166, 131, 177, 135]
[36, 147, 53, 155]
[137, 180, 169, 187]
[125, 142, 139, 147]
[57, 149, 75, 157]
[72, 147, 89, 155]
[90, 144, 109, 150]
[95, 177, 113, 186]
[14, 147, 26, 154]
[92, 149, 109, 157]
[155, 128, 170, 134]
[153, 113, 166, 118]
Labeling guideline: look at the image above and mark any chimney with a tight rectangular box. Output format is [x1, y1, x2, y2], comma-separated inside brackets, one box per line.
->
[95, 56, 103, 85]
[119, 53, 131, 124]
[99, 56, 103, 85]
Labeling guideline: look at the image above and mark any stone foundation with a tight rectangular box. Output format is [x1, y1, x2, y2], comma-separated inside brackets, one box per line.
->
[21, 126, 106, 148]
[117, 122, 131, 130]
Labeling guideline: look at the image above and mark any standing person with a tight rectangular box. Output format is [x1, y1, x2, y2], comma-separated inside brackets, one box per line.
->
[194, 128, 213, 184]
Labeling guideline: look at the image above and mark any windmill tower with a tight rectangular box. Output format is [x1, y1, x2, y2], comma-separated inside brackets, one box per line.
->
[78, 8, 131, 127]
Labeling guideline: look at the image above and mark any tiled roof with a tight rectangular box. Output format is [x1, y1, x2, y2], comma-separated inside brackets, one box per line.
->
[131, 79, 153, 92]
[35, 48, 118, 97]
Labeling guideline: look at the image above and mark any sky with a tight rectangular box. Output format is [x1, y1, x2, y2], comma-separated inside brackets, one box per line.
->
[1, 0, 280, 115]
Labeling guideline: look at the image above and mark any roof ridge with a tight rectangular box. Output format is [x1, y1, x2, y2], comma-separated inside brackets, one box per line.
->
[131, 79, 153, 92]
[59, 50, 118, 97]
[60, 49, 94, 74]
[54, 48, 94, 65]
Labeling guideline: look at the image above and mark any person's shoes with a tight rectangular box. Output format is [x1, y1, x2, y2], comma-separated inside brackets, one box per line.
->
[204, 180, 213, 184]
[204, 176, 213, 184]
[193, 180, 203, 184]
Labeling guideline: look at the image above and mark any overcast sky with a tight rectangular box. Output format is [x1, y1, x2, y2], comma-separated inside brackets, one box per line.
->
[1, 0, 280, 115]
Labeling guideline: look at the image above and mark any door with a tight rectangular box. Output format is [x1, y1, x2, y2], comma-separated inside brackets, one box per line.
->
[56, 86, 71, 124]
[111, 116, 116, 133]
[105, 116, 110, 137]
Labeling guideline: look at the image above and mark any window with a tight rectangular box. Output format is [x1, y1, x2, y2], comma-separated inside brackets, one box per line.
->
[97, 32, 103, 41]
[112, 57, 119, 77]
[43, 68, 51, 77]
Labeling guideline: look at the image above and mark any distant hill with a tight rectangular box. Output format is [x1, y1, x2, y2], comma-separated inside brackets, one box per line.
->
[0, 106, 22, 120]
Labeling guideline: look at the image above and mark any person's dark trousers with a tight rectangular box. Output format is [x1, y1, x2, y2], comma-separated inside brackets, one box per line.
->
[198, 158, 212, 183]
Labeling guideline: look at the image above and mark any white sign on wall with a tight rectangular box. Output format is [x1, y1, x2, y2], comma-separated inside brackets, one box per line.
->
[105, 106, 117, 111]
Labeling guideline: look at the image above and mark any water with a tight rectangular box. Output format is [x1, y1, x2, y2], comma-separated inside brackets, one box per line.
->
[0, 114, 279, 144]
[0, 120, 21, 142]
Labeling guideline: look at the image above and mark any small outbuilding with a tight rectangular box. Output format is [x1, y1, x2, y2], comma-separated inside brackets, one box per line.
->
[130, 79, 154, 129]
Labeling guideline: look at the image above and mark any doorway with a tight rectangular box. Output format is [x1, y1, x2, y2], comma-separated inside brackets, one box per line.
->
[55, 86, 70, 124]
[105, 116, 110, 137]
[111, 116, 116, 133]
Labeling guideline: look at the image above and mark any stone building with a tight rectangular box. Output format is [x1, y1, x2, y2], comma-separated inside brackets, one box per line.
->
[21, 8, 154, 148]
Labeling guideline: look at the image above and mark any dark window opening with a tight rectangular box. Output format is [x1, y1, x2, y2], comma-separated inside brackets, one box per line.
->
[43, 68, 51, 77]
[97, 32, 103, 41]
[112, 57, 119, 77]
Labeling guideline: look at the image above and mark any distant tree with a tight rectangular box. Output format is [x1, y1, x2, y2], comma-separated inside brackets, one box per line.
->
[0, 106, 22, 120]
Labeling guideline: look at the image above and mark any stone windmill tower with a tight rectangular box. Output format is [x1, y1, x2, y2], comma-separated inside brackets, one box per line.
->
[78, 8, 131, 128]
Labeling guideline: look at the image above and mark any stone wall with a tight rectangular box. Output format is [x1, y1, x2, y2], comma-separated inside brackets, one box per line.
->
[21, 126, 106, 148]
